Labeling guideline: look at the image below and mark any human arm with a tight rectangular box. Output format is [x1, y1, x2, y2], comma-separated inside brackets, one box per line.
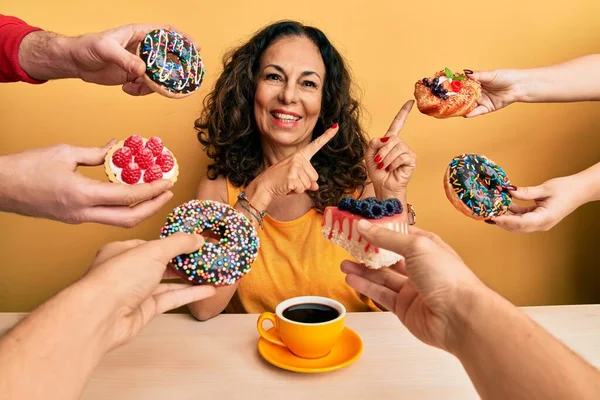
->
[491, 161, 600, 232]
[342, 221, 600, 399]
[0, 141, 173, 227]
[466, 54, 600, 117]
[0, 233, 215, 399]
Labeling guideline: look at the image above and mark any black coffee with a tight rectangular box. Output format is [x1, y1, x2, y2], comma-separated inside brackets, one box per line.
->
[282, 303, 340, 323]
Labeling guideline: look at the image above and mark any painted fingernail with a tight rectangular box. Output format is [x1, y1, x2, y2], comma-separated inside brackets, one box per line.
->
[331, 123, 338, 129]
[385, 166, 390, 172]
[464, 69, 474, 74]
[505, 185, 517, 191]
[374, 155, 382, 163]
[484, 220, 496, 225]
[377, 162, 384, 170]
[380, 137, 390, 143]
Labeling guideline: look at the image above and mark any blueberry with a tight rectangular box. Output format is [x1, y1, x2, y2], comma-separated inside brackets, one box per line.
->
[352, 200, 368, 215]
[338, 196, 356, 211]
[433, 77, 439, 85]
[384, 199, 403, 215]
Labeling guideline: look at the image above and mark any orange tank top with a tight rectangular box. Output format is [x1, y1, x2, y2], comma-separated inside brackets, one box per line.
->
[224, 179, 379, 314]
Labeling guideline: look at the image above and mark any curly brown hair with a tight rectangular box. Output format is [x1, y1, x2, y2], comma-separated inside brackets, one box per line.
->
[195, 20, 368, 212]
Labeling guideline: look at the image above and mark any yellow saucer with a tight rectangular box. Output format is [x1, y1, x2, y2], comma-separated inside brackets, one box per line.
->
[257, 327, 363, 373]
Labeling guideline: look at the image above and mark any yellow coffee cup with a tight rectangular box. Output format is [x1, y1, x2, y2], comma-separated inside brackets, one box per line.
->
[257, 296, 346, 359]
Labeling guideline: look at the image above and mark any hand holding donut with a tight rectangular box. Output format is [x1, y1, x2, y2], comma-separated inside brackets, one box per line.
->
[366, 101, 417, 197]
[463, 69, 526, 118]
[21, 23, 177, 95]
[490, 176, 588, 232]
[84, 233, 216, 350]
[257, 125, 339, 200]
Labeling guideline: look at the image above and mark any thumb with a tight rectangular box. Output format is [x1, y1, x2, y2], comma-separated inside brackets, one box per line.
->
[510, 185, 547, 201]
[132, 233, 205, 266]
[356, 220, 418, 258]
[73, 139, 117, 166]
[102, 39, 146, 76]
[466, 69, 498, 84]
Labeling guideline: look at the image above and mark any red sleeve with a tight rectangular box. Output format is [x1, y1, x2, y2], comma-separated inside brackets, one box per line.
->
[0, 15, 46, 84]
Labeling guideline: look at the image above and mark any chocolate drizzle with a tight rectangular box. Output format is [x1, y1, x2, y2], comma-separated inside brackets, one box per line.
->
[139, 29, 206, 94]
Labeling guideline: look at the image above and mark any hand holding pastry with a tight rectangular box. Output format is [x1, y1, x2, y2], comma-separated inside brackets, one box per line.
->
[463, 69, 526, 118]
[366, 101, 417, 199]
[414, 68, 482, 118]
[490, 171, 595, 232]
[0, 141, 173, 227]
[341, 221, 484, 352]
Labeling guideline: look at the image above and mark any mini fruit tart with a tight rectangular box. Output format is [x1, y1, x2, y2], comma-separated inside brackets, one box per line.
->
[104, 135, 179, 184]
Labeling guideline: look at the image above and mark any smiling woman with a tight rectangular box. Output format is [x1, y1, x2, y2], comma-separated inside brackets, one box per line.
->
[190, 20, 417, 320]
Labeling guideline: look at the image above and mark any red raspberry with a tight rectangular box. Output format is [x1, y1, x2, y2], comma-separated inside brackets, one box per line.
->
[145, 136, 164, 156]
[451, 80, 463, 92]
[124, 135, 144, 155]
[143, 164, 163, 183]
[121, 162, 141, 184]
[135, 148, 154, 170]
[111, 146, 132, 168]
[156, 151, 175, 172]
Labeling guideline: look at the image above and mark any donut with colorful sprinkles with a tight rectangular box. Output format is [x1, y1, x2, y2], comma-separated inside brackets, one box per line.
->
[160, 200, 260, 285]
[137, 29, 206, 98]
[444, 154, 513, 220]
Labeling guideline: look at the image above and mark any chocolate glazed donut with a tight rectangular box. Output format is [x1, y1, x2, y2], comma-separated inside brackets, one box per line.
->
[444, 154, 512, 220]
[138, 29, 206, 98]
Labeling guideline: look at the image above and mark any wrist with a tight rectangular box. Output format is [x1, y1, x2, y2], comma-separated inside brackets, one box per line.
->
[507, 69, 532, 103]
[19, 31, 77, 80]
[244, 176, 275, 211]
[444, 283, 499, 355]
[575, 163, 600, 203]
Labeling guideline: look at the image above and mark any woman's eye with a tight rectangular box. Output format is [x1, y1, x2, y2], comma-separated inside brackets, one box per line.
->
[302, 81, 317, 88]
[266, 74, 282, 81]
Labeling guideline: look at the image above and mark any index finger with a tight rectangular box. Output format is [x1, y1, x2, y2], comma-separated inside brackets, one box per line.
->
[84, 179, 173, 206]
[384, 100, 414, 137]
[299, 124, 339, 160]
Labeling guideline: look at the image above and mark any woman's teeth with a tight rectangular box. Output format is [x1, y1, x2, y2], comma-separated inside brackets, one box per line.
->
[273, 113, 300, 122]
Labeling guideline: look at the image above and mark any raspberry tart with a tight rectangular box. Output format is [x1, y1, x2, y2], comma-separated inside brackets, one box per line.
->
[104, 135, 179, 184]
[322, 197, 407, 269]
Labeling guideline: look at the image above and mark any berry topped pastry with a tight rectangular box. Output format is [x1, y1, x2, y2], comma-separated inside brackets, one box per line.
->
[414, 67, 481, 118]
[104, 135, 179, 184]
[322, 196, 407, 269]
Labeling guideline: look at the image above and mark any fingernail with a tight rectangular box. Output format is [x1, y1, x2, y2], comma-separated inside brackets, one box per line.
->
[484, 220, 496, 225]
[385, 166, 390, 172]
[505, 185, 517, 191]
[464, 69, 474, 74]
[357, 219, 372, 231]
[377, 162, 384, 170]
[380, 137, 390, 143]
[104, 138, 118, 148]
[331, 123, 338, 129]
[374, 155, 382, 163]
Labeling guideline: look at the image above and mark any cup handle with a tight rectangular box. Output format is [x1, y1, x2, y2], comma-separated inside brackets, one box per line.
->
[257, 312, 286, 347]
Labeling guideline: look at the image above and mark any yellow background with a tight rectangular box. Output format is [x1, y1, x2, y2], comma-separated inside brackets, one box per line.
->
[1, 0, 599, 311]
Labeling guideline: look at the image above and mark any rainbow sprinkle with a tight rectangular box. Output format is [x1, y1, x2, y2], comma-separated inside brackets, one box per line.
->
[160, 200, 259, 285]
[447, 154, 512, 219]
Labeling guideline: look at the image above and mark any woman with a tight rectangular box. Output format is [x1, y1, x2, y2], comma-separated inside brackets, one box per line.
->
[190, 21, 416, 320]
